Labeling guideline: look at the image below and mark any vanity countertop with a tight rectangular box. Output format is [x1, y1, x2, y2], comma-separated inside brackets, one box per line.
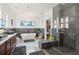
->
[0, 33, 17, 45]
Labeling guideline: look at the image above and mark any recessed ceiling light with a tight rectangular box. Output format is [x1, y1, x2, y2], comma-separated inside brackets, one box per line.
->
[26, 6, 30, 8]
[14, 6, 18, 9]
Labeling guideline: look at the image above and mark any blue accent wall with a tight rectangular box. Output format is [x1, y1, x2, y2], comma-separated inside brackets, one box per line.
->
[52, 28, 59, 40]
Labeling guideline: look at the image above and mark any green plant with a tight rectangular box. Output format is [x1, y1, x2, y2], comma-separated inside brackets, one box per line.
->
[49, 35, 56, 41]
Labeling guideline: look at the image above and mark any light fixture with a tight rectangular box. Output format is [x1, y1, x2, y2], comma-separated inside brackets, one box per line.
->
[14, 6, 18, 9]
[26, 6, 30, 8]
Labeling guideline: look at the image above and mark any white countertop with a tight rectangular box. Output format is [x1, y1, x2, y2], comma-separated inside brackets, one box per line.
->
[0, 33, 17, 45]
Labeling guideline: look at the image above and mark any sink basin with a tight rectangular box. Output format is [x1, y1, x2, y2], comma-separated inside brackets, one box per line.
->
[4, 31, 15, 34]
[0, 34, 8, 37]
[0, 34, 8, 41]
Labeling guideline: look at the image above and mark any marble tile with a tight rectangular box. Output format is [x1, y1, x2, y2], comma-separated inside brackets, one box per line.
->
[16, 38, 41, 55]
[45, 48, 62, 55]
[29, 51, 45, 55]
[12, 46, 26, 55]
[54, 47, 77, 55]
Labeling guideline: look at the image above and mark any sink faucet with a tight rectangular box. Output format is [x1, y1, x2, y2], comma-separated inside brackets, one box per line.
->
[0, 29, 5, 35]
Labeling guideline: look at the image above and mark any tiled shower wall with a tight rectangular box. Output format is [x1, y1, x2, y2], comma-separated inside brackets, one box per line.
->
[63, 4, 79, 51]
[52, 4, 62, 41]
[75, 4, 79, 51]
[63, 4, 77, 50]
[53, 4, 79, 51]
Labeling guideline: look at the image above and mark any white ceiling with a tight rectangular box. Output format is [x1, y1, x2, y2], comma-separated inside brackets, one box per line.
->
[8, 3, 57, 12]
[2, 3, 58, 19]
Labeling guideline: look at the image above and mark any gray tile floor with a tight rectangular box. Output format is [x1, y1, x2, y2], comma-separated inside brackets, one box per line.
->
[15, 38, 79, 55]
[12, 46, 26, 55]
[29, 51, 45, 55]
[16, 38, 41, 55]
[55, 47, 79, 55]
[12, 46, 79, 55]
[45, 48, 62, 55]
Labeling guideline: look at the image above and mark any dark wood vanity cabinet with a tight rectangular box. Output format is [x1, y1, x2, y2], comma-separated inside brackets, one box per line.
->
[0, 34, 17, 55]
[6, 39, 11, 55]
[11, 36, 16, 51]
[0, 43, 6, 55]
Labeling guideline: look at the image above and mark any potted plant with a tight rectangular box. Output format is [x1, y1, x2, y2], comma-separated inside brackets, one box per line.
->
[49, 35, 56, 42]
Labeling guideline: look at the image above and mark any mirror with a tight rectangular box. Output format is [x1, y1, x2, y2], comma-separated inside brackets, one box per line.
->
[0, 18, 6, 28]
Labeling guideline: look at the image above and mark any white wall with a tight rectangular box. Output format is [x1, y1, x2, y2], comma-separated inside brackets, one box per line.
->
[43, 8, 53, 40]
[0, 4, 55, 29]
[0, 4, 16, 28]
[15, 17, 41, 28]
[43, 8, 53, 28]
[14, 11, 44, 28]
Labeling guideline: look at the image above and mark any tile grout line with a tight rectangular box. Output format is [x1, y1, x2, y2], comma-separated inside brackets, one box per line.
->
[42, 49, 50, 55]
[53, 47, 64, 55]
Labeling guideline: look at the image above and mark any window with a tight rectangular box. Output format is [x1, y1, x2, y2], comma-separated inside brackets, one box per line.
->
[61, 18, 64, 23]
[60, 18, 64, 28]
[65, 17, 69, 28]
[5, 15, 8, 28]
[0, 19, 6, 28]
[61, 24, 63, 28]
[54, 20, 56, 28]
[20, 21, 35, 28]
